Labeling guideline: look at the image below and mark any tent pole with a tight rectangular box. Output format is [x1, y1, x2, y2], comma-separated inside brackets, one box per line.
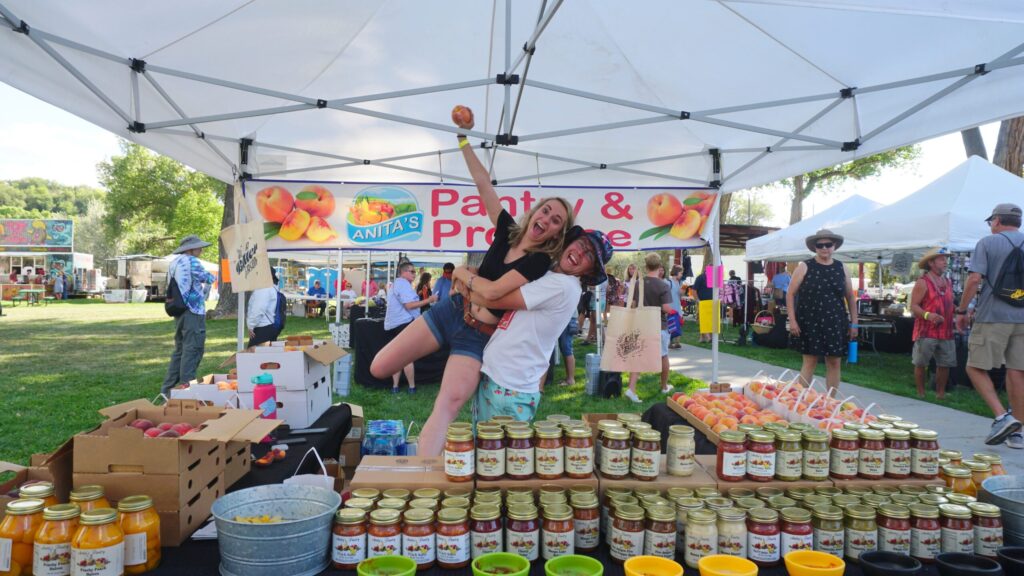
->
[858, 263, 865, 292]
[335, 249, 343, 324]
[365, 253, 370, 314]
[711, 196, 721, 385]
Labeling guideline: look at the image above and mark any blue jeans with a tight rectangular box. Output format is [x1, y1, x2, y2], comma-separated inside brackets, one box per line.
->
[162, 311, 206, 395]
[421, 293, 491, 362]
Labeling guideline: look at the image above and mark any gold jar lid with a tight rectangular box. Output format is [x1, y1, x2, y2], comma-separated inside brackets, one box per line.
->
[939, 449, 962, 460]
[695, 487, 720, 498]
[335, 507, 367, 525]
[570, 484, 596, 496]
[565, 427, 592, 438]
[748, 431, 776, 443]
[442, 497, 471, 510]
[19, 482, 55, 499]
[871, 486, 899, 496]
[890, 494, 919, 506]
[938, 503, 972, 520]
[507, 486, 533, 497]
[786, 422, 809, 431]
[542, 504, 573, 521]
[704, 497, 734, 510]
[638, 491, 665, 504]
[409, 498, 439, 511]
[70, 485, 105, 502]
[845, 487, 871, 497]
[780, 506, 811, 523]
[564, 420, 587, 430]
[830, 429, 858, 441]
[972, 452, 1002, 464]
[377, 498, 406, 510]
[505, 426, 534, 439]
[540, 484, 566, 496]
[446, 427, 473, 442]
[437, 507, 468, 524]
[667, 487, 695, 501]
[547, 414, 571, 422]
[719, 430, 746, 443]
[490, 416, 515, 424]
[602, 428, 631, 441]
[843, 422, 867, 431]
[925, 484, 951, 495]
[626, 422, 653, 432]
[534, 421, 560, 431]
[403, 508, 434, 525]
[117, 495, 153, 513]
[811, 504, 844, 521]
[962, 460, 991, 472]
[503, 421, 530, 431]
[641, 498, 672, 510]
[477, 426, 505, 440]
[613, 503, 645, 521]
[474, 492, 501, 505]
[884, 429, 910, 440]
[844, 504, 876, 520]
[570, 494, 599, 509]
[674, 497, 705, 511]
[597, 420, 623, 432]
[748, 507, 779, 523]
[727, 488, 755, 499]
[6, 498, 44, 516]
[383, 489, 411, 501]
[445, 488, 472, 499]
[892, 421, 919, 430]
[43, 504, 81, 522]
[507, 503, 538, 521]
[605, 487, 632, 499]
[669, 425, 695, 436]
[898, 485, 926, 495]
[715, 507, 746, 521]
[801, 495, 831, 509]
[867, 421, 892, 430]
[756, 487, 784, 499]
[967, 502, 1001, 518]
[860, 495, 890, 509]
[539, 493, 567, 506]
[735, 497, 767, 510]
[633, 487, 660, 499]
[831, 495, 861, 508]
[648, 505, 676, 522]
[919, 494, 949, 507]
[767, 496, 797, 510]
[611, 495, 639, 508]
[908, 503, 939, 519]
[942, 465, 972, 478]
[470, 504, 501, 521]
[877, 414, 903, 423]
[352, 488, 381, 501]
[617, 413, 642, 424]
[775, 430, 802, 442]
[946, 494, 976, 506]
[79, 508, 118, 526]
[802, 430, 829, 442]
[786, 487, 813, 500]
[877, 504, 910, 519]
[449, 422, 473, 429]
[737, 424, 763, 433]
[345, 498, 375, 510]
[506, 492, 535, 506]
[858, 429, 885, 441]
[910, 429, 938, 440]
[634, 429, 661, 442]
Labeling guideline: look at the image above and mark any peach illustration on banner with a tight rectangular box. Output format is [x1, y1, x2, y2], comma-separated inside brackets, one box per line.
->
[641, 191, 713, 241]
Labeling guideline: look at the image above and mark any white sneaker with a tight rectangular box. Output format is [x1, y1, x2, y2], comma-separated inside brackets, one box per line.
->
[661, 384, 675, 394]
[1007, 432, 1024, 449]
[624, 389, 642, 403]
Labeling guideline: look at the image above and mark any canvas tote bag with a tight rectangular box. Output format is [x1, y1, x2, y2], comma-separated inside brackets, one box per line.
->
[220, 183, 273, 293]
[601, 276, 663, 373]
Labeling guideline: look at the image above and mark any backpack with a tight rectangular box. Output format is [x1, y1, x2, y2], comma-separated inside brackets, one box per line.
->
[273, 290, 287, 331]
[164, 259, 188, 317]
[989, 233, 1024, 307]
[597, 371, 622, 398]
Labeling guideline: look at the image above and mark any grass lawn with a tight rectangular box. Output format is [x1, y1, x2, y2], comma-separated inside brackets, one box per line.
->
[0, 300, 702, 465]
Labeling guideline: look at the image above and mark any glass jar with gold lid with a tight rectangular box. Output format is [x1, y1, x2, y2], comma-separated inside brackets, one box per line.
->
[382, 488, 410, 502]
[34, 503, 81, 576]
[962, 459, 992, 489]
[352, 488, 380, 502]
[118, 495, 161, 574]
[1, 499, 45, 576]
[71, 508, 124, 574]
[19, 482, 58, 509]
[941, 465, 976, 497]
[972, 452, 1006, 476]
[69, 485, 111, 513]
[667, 425, 696, 477]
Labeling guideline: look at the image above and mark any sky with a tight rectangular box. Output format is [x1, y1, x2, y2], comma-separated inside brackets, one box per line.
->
[0, 81, 1002, 226]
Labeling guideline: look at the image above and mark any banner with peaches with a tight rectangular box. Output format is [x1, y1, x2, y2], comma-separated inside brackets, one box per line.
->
[242, 179, 717, 252]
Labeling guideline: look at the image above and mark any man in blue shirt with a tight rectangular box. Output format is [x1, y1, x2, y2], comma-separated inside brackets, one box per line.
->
[385, 261, 437, 393]
[162, 235, 216, 395]
[772, 269, 792, 307]
[432, 262, 455, 303]
[308, 279, 327, 317]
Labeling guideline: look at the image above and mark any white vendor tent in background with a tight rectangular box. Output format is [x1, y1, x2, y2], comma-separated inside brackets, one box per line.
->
[744, 195, 882, 262]
[832, 156, 1024, 261]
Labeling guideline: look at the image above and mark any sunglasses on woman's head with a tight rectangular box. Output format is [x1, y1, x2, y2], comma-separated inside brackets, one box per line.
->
[815, 242, 834, 249]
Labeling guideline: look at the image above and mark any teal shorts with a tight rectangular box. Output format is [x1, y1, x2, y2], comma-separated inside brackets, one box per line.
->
[473, 374, 541, 425]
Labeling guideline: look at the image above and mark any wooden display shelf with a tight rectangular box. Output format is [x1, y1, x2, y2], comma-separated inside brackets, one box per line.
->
[598, 458, 717, 496]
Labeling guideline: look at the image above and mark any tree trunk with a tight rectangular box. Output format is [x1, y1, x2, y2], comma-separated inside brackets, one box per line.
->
[993, 116, 1024, 176]
[960, 127, 988, 160]
[211, 181, 237, 319]
[789, 174, 804, 224]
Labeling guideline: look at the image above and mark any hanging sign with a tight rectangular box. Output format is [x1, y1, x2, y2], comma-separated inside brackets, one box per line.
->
[242, 180, 717, 252]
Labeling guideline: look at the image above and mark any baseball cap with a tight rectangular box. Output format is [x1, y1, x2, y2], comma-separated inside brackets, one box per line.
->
[984, 202, 1022, 222]
[565, 226, 613, 286]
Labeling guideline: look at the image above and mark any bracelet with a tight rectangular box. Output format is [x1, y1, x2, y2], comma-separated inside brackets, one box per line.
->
[468, 275, 476, 292]
[924, 311, 930, 320]
[850, 324, 860, 329]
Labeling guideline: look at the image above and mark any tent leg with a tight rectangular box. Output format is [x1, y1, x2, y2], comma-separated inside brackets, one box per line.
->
[858, 262, 865, 292]
[711, 198, 721, 385]
[336, 249, 343, 323]
[237, 291, 245, 351]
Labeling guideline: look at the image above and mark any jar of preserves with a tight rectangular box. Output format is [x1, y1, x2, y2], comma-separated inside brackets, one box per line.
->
[352, 488, 381, 503]
[469, 504, 502, 559]
[541, 504, 574, 560]
[444, 426, 475, 482]
[436, 508, 471, 569]
[843, 504, 878, 562]
[673, 497, 704, 553]
[811, 504, 845, 558]
[882, 430, 911, 479]
[773, 431, 802, 482]
[408, 498, 439, 512]
[786, 487, 813, 503]
[973, 452, 1006, 476]
[600, 428, 631, 480]
[34, 503, 80, 576]
[876, 504, 911, 555]
[71, 508, 123, 576]
[963, 460, 992, 489]
[535, 427, 565, 480]
[605, 495, 639, 548]
[400, 508, 435, 570]
[19, 483, 59, 509]
[967, 502, 1002, 558]
[745, 431, 776, 482]
[767, 496, 797, 512]
[568, 495, 599, 554]
[746, 507, 780, 567]
[595, 420, 622, 463]
[377, 498, 407, 512]
[506, 503, 539, 562]
[69, 486, 111, 514]
[564, 427, 594, 479]
[683, 508, 718, 569]
[943, 466, 976, 497]
[412, 488, 440, 501]
[475, 426, 505, 481]
[780, 507, 814, 556]
[857, 429, 885, 480]
[506, 426, 536, 480]
[801, 495, 830, 511]
[755, 487, 783, 500]
[1, 498, 45, 576]
[602, 489, 632, 541]
[332, 508, 367, 570]
[345, 498, 375, 512]
[715, 508, 746, 558]
[609, 504, 644, 563]
[910, 429, 940, 479]
[367, 509, 402, 558]
[829, 429, 859, 480]
[716, 431, 747, 482]
[617, 413, 642, 426]
[631, 430, 661, 481]
[118, 495, 161, 574]
[939, 503, 974, 554]
[909, 503, 941, 563]
[667, 425, 696, 477]
[802, 430, 830, 481]
[638, 505, 673, 559]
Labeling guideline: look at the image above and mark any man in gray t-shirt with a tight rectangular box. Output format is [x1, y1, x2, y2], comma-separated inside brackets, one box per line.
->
[956, 202, 1024, 448]
[625, 253, 676, 403]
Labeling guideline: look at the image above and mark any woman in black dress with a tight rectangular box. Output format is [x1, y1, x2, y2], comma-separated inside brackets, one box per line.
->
[786, 229, 859, 391]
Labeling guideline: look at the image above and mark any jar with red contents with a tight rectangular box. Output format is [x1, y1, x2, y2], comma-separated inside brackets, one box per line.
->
[717, 430, 747, 482]
[780, 507, 814, 556]
[444, 426, 475, 482]
[506, 426, 536, 480]
[367, 509, 402, 558]
[939, 504, 974, 555]
[570, 494, 600, 553]
[745, 431, 776, 482]
[746, 507, 780, 567]
[475, 426, 505, 481]
[909, 504, 941, 563]
[600, 428, 631, 480]
[506, 503, 540, 562]
[436, 508, 471, 569]
[910, 429, 940, 479]
[332, 508, 367, 570]
[535, 427, 565, 480]
[631, 430, 661, 481]
[470, 504, 503, 559]
[968, 502, 1003, 558]
[402, 508, 436, 570]
[884, 429, 912, 479]
[541, 504, 575, 560]
[877, 504, 911, 555]
[829, 429, 859, 480]
[564, 426, 594, 479]
[858, 429, 886, 480]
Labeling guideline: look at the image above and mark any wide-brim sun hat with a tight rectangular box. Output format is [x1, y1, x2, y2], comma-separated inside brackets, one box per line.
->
[805, 229, 844, 252]
[918, 247, 950, 270]
[565, 225, 613, 286]
[173, 234, 212, 254]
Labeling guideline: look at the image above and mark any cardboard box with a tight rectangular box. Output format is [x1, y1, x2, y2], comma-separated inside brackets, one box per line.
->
[350, 456, 466, 491]
[231, 341, 347, 392]
[223, 440, 250, 488]
[338, 438, 362, 469]
[0, 443, 74, 518]
[475, 474, 599, 495]
[345, 403, 365, 441]
[695, 454, 835, 491]
[598, 458, 718, 496]
[665, 400, 721, 445]
[275, 378, 332, 428]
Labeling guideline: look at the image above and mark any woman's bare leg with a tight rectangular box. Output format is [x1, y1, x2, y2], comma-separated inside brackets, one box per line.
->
[799, 355, 818, 388]
[370, 317, 439, 379]
[418, 355, 482, 456]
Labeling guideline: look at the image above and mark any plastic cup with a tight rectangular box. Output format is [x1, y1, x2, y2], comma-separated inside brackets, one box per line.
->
[472, 552, 531, 576]
[545, 554, 604, 576]
[624, 555, 684, 576]
[356, 556, 417, 576]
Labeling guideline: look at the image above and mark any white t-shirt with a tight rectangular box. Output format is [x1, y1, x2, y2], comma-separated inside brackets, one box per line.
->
[481, 272, 582, 393]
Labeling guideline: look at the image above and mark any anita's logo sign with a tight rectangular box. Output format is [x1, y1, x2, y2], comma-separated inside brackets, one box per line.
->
[346, 186, 423, 245]
[235, 241, 259, 275]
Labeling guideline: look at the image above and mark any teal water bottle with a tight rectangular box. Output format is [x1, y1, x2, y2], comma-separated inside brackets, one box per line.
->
[848, 337, 859, 364]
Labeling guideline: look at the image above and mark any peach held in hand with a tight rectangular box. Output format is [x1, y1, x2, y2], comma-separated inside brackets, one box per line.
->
[305, 216, 338, 243]
[451, 105, 474, 128]
[279, 208, 312, 241]
[294, 185, 335, 218]
[256, 186, 295, 223]
[647, 194, 684, 226]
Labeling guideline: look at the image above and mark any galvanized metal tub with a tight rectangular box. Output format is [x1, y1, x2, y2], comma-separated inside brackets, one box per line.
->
[212, 484, 342, 576]
[980, 474, 1024, 546]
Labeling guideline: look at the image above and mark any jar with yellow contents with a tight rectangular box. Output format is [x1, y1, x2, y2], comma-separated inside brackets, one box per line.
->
[69, 486, 111, 514]
[34, 503, 80, 576]
[0, 499, 45, 576]
[118, 496, 161, 573]
[20, 483, 59, 510]
[71, 508, 124, 576]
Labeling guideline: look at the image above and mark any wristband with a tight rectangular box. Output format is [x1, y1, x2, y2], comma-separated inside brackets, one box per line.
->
[850, 324, 860, 329]
[458, 136, 469, 148]
[924, 311, 930, 320]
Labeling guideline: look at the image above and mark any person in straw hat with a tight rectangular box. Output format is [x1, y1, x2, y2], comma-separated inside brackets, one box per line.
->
[909, 247, 954, 400]
[161, 234, 215, 395]
[786, 229, 858, 391]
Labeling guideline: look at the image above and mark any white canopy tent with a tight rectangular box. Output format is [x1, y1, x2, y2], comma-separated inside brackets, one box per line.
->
[744, 194, 883, 262]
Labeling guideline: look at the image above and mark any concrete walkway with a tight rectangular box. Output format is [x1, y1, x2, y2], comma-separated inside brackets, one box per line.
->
[666, 343, 1023, 475]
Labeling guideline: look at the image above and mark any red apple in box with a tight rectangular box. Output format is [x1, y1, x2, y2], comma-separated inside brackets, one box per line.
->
[171, 423, 193, 436]
[129, 418, 154, 431]
[144, 428, 162, 438]
[158, 422, 174, 432]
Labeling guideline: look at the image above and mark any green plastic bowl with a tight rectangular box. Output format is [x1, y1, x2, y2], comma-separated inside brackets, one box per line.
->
[545, 554, 605, 576]
[356, 556, 417, 576]
[473, 552, 531, 576]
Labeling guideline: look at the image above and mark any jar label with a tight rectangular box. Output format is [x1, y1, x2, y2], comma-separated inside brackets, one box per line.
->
[859, 448, 885, 477]
[536, 446, 565, 477]
[775, 449, 802, 479]
[878, 526, 910, 555]
[34, 542, 72, 576]
[367, 533, 401, 557]
[574, 517, 600, 550]
[645, 529, 677, 558]
[507, 528, 539, 561]
[844, 527, 878, 559]
[974, 524, 1003, 557]
[403, 533, 435, 564]
[813, 528, 844, 557]
[0, 538, 11, 572]
[600, 447, 630, 476]
[781, 531, 814, 555]
[565, 446, 593, 476]
[746, 451, 776, 478]
[803, 451, 829, 479]
[542, 528, 574, 560]
[436, 532, 470, 564]
[911, 448, 939, 476]
[719, 451, 746, 478]
[748, 531, 780, 563]
[684, 531, 717, 567]
[332, 532, 367, 565]
[70, 542, 124, 576]
[506, 447, 535, 476]
[612, 526, 645, 561]
[667, 443, 695, 476]
[123, 531, 147, 566]
[471, 529, 502, 559]
[630, 448, 660, 478]
[717, 531, 746, 557]
[829, 447, 858, 476]
[910, 527, 940, 559]
[885, 448, 912, 475]
[940, 526, 973, 555]
[476, 447, 505, 478]
[444, 448, 474, 478]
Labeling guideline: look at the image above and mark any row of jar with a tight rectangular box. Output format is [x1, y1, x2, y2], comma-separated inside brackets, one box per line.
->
[344, 484, 601, 514]
[0, 494, 161, 576]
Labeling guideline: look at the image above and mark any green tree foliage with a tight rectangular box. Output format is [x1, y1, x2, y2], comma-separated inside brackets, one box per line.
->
[724, 189, 774, 226]
[0, 178, 104, 219]
[98, 141, 224, 261]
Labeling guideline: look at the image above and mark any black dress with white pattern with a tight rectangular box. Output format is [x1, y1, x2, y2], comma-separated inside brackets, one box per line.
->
[795, 258, 849, 357]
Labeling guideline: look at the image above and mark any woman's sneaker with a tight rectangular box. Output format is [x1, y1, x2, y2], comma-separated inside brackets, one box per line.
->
[1007, 432, 1023, 449]
[624, 389, 642, 403]
[985, 412, 1021, 445]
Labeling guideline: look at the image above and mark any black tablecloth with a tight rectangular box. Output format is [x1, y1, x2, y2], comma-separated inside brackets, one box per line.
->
[352, 317, 448, 388]
[643, 402, 718, 456]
